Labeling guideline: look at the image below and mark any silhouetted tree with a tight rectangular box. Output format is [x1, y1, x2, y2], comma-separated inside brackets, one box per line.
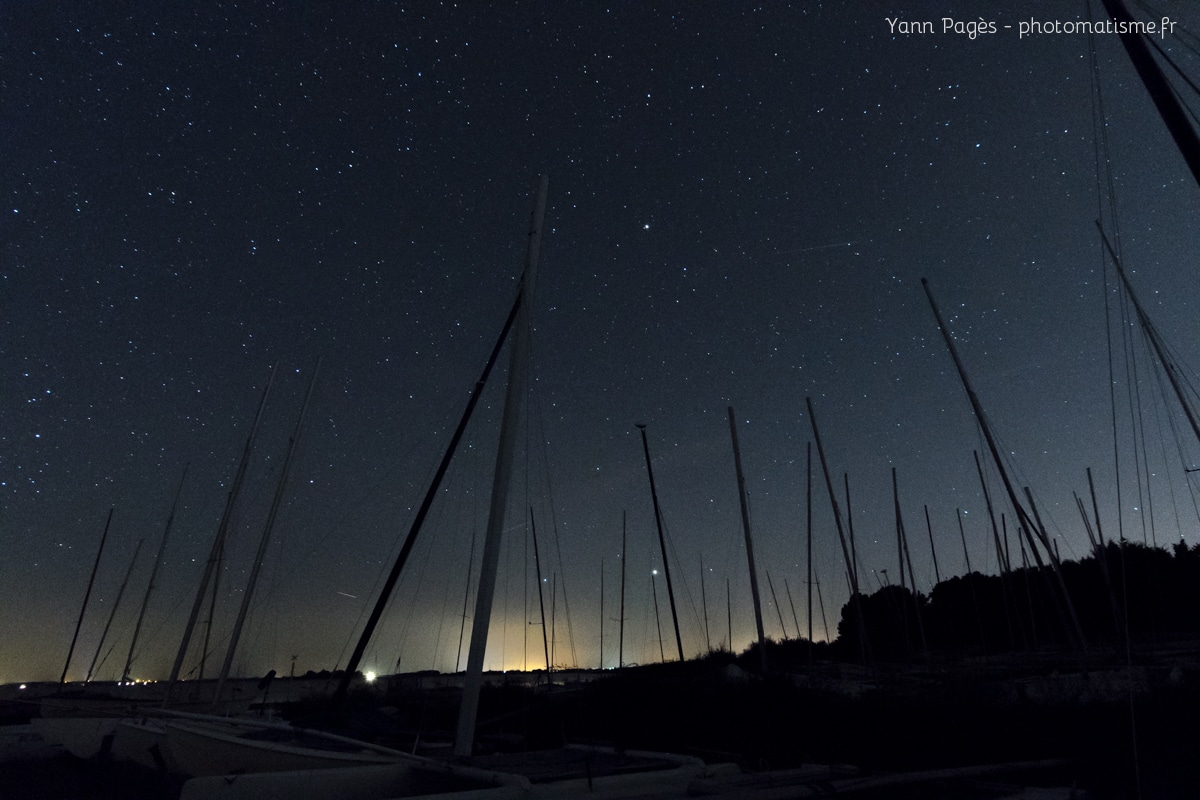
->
[835, 586, 927, 662]
[830, 539, 1200, 660]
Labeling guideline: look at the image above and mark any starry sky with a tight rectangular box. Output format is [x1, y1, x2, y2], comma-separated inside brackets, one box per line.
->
[5, 1, 1200, 684]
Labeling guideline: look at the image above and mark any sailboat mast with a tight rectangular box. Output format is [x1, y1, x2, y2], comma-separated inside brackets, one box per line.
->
[976, 450, 1017, 648]
[726, 578, 732, 653]
[727, 407, 768, 671]
[844, 474, 860, 592]
[198, 532, 223, 682]
[333, 280, 530, 700]
[1024, 485, 1087, 646]
[85, 538, 144, 683]
[894, 470, 928, 656]
[1097, 225, 1200, 448]
[214, 359, 321, 709]
[765, 570, 788, 640]
[123, 465, 187, 682]
[700, 554, 711, 653]
[1085, 468, 1108, 550]
[922, 278, 1086, 651]
[334, 183, 544, 706]
[636, 424, 685, 662]
[893, 470, 913, 589]
[892, 469, 907, 591]
[523, 522, 529, 672]
[1099, 0, 1200, 189]
[167, 365, 276, 702]
[455, 529, 477, 674]
[815, 570, 829, 643]
[1002, 515, 1013, 578]
[619, 511, 626, 669]
[957, 508, 973, 575]
[805, 443, 814, 649]
[924, 505, 942, 586]
[652, 575, 666, 663]
[974, 451, 1011, 574]
[60, 507, 114, 686]
[921, 280, 1048, 562]
[454, 175, 549, 757]
[784, 578, 800, 643]
[530, 511, 552, 683]
[805, 399, 858, 596]
[599, 560, 604, 670]
[806, 397, 870, 663]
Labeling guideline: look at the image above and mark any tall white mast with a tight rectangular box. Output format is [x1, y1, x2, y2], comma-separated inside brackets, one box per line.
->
[453, 175, 549, 757]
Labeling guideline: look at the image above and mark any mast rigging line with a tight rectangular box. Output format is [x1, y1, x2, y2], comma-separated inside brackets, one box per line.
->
[412, 429, 498, 672]
[346, 425, 465, 671]
[1108, 244, 1200, 537]
[1126, 326, 1184, 548]
[1124, 291, 1200, 411]
[167, 364, 277, 702]
[85, 538, 145, 683]
[429, 485, 467, 674]
[1143, 345, 1200, 529]
[1097, 224, 1200, 452]
[1114, 259, 1156, 547]
[525, 342, 581, 670]
[207, 368, 366, 680]
[123, 465, 188, 682]
[333, 233, 533, 702]
[1088, 16, 1132, 551]
[657, 500, 707, 657]
[214, 358, 323, 707]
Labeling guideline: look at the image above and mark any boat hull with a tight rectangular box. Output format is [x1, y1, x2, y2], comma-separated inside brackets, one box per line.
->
[30, 716, 119, 760]
[176, 746, 719, 800]
[164, 719, 407, 778]
[110, 717, 175, 772]
[179, 759, 529, 800]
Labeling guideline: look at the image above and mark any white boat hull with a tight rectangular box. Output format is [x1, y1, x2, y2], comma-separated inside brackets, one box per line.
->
[164, 718, 411, 778]
[30, 716, 119, 760]
[177, 746, 719, 800]
[110, 717, 175, 772]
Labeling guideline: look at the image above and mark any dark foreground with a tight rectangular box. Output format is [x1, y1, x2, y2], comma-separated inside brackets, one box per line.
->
[6, 647, 1200, 798]
[324, 650, 1197, 799]
[0, 755, 184, 800]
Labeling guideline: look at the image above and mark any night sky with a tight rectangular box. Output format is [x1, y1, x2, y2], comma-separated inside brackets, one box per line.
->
[5, 2, 1200, 684]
